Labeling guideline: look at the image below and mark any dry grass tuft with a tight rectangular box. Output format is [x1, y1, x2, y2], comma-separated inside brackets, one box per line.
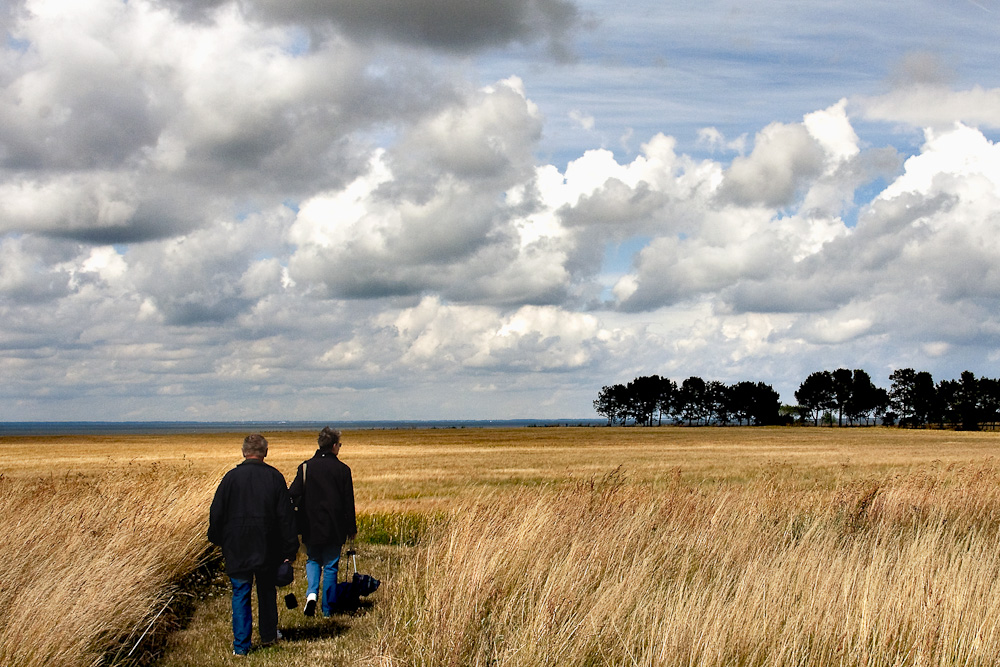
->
[0, 463, 216, 667]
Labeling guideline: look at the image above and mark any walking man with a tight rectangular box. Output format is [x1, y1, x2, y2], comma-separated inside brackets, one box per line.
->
[289, 426, 357, 617]
[208, 434, 299, 656]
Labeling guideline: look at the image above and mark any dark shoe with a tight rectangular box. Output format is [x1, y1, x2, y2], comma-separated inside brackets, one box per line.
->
[261, 629, 283, 647]
[304, 596, 316, 617]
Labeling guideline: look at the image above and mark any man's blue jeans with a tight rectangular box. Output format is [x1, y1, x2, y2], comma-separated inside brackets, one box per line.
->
[230, 571, 278, 655]
[306, 543, 342, 616]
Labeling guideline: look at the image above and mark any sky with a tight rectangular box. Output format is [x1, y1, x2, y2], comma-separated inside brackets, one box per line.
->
[3, 0, 1000, 421]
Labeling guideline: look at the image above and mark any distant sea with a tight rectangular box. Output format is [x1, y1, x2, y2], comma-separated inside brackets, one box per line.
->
[0, 419, 605, 436]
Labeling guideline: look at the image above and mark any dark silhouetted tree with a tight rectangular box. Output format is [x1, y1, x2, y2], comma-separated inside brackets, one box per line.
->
[795, 371, 835, 426]
[831, 368, 853, 426]
[955, 370, 981, 431]
[845, 369, 879, 426]
[913, 371, 938, 427]
[872, 386, 890, 424]
[889, 368, 918, 424]
[729, 381, 757, 426]
[626, 375, 662, 426]
[746, 382, 781, 425]
[706, 381, 730, 425]
[594, 384, 629, 425]
[980, 377, 1000, 429]
[891, 369, 937, 427]
[655, 376, 677, 425]
[677, 376, 707, 425]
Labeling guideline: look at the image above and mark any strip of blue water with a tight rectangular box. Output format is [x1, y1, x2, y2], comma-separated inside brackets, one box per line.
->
[0, 419, 605, 436]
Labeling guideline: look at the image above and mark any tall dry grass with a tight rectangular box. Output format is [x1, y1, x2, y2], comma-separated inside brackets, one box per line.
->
[3, 428, 1000, 666]
[369, 463, 1000, 666]
[0, 461, 216, 667]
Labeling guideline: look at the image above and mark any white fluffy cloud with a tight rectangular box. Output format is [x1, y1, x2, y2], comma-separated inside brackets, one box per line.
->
[285, 77, 564, 304]
[713, 121, 1000, 358]
[858, 85, 1000, 130]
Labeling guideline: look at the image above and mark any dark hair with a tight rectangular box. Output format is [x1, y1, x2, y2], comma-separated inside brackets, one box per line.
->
[317, 426, 341, 451]
[242, 433, 268, 457]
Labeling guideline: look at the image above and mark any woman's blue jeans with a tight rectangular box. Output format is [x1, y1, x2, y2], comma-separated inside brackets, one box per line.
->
[230, 571, 278, 654]
[305, 543, 342, 616]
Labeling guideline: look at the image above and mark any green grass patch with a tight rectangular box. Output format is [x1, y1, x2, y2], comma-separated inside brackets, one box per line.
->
[355, 510, 440, 546]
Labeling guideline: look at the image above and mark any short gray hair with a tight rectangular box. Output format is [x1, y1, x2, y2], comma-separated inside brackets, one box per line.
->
[242, 433, 268, 458]
[317, 426, 341, 450]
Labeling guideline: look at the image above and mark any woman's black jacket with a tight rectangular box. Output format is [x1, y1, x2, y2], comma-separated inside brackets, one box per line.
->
[288, 450, 357, 546]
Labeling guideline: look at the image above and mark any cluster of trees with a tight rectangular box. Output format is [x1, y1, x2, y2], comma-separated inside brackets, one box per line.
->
[595, 369, 1000, 430]
[593, 375, 782, 426]
[797, 368, 1000, 430]
[793, 368, 886, 426]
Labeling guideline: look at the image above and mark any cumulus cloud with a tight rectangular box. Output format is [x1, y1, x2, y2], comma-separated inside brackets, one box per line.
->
[0, 173, 218, 242]
[126, 205, 295, 325]
[606, 102, 896, 313]
[284, 77, 578, 306]
[717, 122, 1000, 354]
[358, 296, 616, 372]
[575, 99, 1000, 404]
[0, 0, 456, 244]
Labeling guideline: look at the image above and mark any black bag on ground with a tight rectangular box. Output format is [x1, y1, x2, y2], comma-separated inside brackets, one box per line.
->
[334, 550, 381, 611]
[275, 560, 294, 587]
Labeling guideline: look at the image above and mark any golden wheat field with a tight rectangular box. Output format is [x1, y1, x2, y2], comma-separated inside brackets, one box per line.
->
[2, 426, 1000, 666]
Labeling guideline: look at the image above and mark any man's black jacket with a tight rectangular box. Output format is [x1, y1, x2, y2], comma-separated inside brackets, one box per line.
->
[208, 458, 299, 577]
[289, 450, 357, 546]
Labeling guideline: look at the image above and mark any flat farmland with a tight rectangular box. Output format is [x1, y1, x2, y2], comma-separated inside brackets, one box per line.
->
[3, 426, 997, 509]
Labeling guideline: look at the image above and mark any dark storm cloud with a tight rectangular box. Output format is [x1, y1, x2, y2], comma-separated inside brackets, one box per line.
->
[251, 0, 583, 56]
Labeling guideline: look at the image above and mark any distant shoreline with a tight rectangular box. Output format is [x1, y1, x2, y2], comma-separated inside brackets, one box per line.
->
[0, 419, 606, 436]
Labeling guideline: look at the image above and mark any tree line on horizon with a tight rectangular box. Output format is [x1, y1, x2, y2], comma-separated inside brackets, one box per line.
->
[593, 369, 1000, 430]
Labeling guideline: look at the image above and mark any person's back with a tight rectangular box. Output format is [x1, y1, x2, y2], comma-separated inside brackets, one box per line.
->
[208, 433, 298, 656]
[289, 426, 357, 616]
[295, 450, 356, 546]
[209, 458, 298, 576]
